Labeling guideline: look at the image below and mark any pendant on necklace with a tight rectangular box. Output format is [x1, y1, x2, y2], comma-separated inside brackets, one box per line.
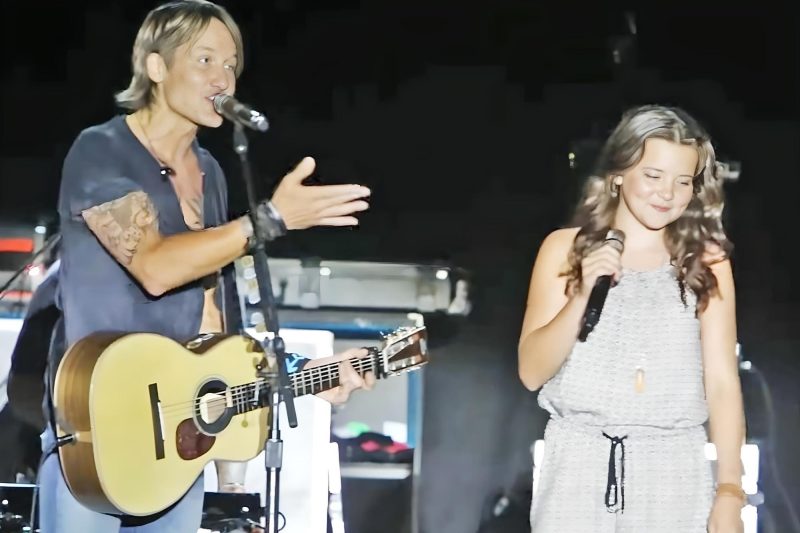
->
[635, 366, 645, 393]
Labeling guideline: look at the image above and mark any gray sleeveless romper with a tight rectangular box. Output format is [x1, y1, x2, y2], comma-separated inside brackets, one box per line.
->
[530, 264, 714, 532]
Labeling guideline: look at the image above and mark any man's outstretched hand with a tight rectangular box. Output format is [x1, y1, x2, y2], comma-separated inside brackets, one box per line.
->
[270, 157, 370, 230]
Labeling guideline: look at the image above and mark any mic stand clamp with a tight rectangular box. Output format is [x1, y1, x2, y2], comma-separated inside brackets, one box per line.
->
[232, 122, 298, 533]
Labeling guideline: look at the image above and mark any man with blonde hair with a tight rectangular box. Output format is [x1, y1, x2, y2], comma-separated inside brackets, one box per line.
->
[39, 1, 375, 531]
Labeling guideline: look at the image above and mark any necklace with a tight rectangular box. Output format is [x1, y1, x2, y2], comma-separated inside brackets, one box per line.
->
[635, 361, 645, 393]
[630, 258, 675, 393]
[134, 113, 175, 178]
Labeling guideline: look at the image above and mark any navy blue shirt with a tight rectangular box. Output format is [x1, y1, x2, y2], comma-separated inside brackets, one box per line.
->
[57, 115, 229, 349]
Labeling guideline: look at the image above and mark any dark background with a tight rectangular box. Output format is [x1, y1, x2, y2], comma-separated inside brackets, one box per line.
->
[1, 1, 798, 531]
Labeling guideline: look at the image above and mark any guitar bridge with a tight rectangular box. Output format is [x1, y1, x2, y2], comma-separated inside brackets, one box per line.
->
[148, 383, 166, 460]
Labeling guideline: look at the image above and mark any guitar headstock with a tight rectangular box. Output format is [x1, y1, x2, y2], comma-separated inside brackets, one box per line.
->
[376, 326, 429, 376]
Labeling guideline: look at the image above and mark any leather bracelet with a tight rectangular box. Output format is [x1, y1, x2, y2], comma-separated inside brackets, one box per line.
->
[248, 200, 287, 248]
[715, 483, 746, 506]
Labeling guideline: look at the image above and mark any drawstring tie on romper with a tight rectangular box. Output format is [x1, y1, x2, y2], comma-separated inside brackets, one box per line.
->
[602, 432, 627, 513]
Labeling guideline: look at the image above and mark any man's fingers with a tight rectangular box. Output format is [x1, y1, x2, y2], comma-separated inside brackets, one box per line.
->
[339, 360, 364, 389]
[308, 184, 371, 201]
[316, 217, 360, 227]
[334, 347, 368, 361]
[283, 160, 370, 200]
[282, 156, 317, 184]
[318, 200, 369, 218]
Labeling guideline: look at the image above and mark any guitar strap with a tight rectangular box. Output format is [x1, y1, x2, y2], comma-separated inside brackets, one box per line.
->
[42, 314, 65, 461]
[219, 260, 247, 337]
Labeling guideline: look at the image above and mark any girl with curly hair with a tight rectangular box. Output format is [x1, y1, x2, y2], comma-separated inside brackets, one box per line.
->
[518, 105, 746, 532]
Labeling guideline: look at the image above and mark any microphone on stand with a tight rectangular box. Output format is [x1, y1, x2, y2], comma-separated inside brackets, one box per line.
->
[578, 229, 625, 342]
[213, 94, 269, 132]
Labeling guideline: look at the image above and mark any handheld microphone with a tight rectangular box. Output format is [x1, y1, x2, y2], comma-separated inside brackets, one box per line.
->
[577, 229, 625, 342]
[212, 94, 269, 132]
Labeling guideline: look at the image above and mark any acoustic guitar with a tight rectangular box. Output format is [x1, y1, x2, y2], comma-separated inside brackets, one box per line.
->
[53, 326, 428, 516]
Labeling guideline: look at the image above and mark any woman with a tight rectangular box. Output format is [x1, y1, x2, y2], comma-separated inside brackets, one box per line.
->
[518, 105, 745, 532]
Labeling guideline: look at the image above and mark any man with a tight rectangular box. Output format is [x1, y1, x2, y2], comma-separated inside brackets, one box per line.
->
[40, 1, 375, 531]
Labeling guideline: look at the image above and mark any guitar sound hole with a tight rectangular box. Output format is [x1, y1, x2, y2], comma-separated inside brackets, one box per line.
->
[175, 419, 215, 460]
[191, 378, 235, 439]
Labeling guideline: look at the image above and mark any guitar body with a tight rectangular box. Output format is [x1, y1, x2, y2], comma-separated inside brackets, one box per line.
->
[54, 332, 271, 516]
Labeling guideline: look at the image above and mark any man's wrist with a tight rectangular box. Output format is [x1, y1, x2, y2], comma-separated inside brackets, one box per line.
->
[239, 215, 256, 250]
[251, 199, 288, 244]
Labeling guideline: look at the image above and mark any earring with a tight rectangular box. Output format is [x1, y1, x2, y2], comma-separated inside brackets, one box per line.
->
[610, 178, 621, 198]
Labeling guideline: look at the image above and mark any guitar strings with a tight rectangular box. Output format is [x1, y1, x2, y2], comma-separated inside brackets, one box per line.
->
[158, 332, 418, 413]
[157, 358, 359, 411]
[158, 358, 376, 417]
[160, 365, 368, 421]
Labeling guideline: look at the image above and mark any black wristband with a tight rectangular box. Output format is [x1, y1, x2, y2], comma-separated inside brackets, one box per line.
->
[249, 200, 287, 247]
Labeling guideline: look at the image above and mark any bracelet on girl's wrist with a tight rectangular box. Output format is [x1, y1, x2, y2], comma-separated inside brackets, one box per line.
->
[715, 483, 746, 506]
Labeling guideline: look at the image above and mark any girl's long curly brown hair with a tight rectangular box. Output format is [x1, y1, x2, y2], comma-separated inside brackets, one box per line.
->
[566, 105, 733, 312]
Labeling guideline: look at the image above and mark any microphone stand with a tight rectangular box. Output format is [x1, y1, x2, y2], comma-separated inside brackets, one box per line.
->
[231, 122, 298, 533]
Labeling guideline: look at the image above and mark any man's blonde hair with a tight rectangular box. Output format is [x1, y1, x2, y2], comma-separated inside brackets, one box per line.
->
[115, 0, 244, 111]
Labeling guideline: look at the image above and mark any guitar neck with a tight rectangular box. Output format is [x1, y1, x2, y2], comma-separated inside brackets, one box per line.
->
[223, 352, 380, 417]
[291, 352, 379, 397]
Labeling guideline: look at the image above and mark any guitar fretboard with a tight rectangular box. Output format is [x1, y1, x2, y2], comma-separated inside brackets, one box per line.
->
[290, 355, 377, 396]
[223, 353, 379, 415]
